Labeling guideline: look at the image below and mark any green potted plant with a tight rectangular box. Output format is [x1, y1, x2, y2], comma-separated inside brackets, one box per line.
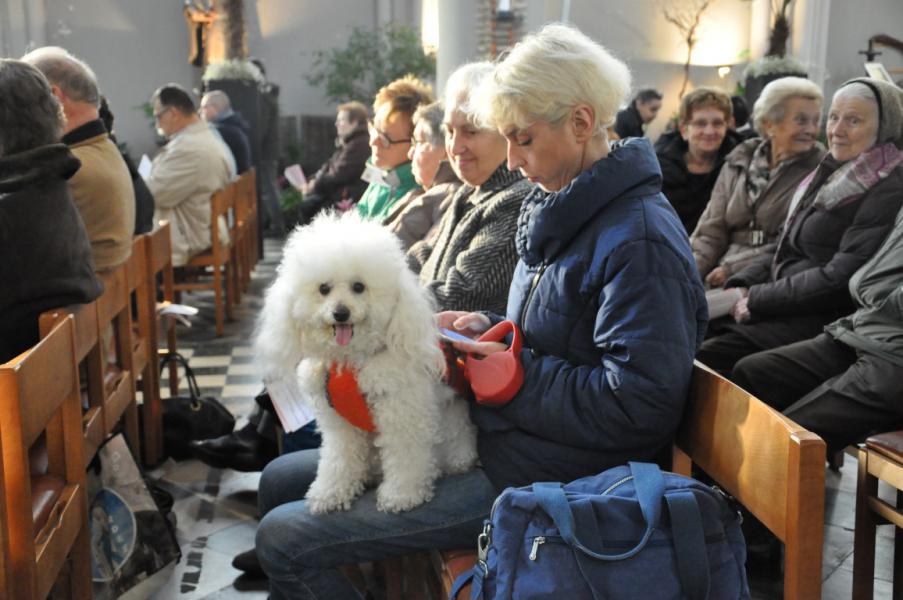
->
[742, 0, 807, 107]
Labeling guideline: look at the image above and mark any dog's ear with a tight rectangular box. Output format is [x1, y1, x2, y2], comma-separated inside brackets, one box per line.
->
[254, 276, 307, 381]
[385, 268, 444, 376]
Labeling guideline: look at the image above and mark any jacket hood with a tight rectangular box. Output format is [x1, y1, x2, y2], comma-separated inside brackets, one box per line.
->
[517, 137, 662, 265]
[840, 77, 903, 149]
[0, 144, 81, 194]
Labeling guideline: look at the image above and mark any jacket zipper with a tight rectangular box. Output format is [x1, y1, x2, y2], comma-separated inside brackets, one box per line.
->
[519, 263, 547, 331]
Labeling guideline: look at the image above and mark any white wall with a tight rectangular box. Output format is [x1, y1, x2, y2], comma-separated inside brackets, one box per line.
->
[12, 0, 418, 159]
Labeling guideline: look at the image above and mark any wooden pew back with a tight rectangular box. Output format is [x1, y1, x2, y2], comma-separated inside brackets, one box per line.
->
[672, 361, 826, 600]
[0, 317, 91, 599]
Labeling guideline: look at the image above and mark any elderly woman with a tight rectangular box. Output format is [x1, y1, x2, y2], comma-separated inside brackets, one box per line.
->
[406, 62, 532, 314]
[252, 25, 705, 598]
[383, 101, 461, 251]
[692, 77, 826, 287]
[699, 78, 903, 378]
[0, 59, 101, 362]
[656, 86, 745, 233]
[730, 79, 903, 453]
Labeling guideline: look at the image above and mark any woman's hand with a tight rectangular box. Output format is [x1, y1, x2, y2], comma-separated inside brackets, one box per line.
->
[730, 292, 752, 323]
[450, 339, 508, 358]
[705, 266, 730, 287]
[435, 311, 491, 336]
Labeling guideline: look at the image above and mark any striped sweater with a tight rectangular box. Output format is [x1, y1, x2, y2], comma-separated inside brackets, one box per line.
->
[408, 164, 532, 314]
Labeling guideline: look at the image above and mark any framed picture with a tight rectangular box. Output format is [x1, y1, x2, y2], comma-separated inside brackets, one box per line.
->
[864, 62, 894, 83]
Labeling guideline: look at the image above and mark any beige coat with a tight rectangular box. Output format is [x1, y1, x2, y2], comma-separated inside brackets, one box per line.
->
[69, 131, 136, 271]
[148, 121, 233, 266]
[690, 139, 825, 279]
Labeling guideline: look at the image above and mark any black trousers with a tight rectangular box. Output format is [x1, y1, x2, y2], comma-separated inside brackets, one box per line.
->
[732, 333, 903, 453]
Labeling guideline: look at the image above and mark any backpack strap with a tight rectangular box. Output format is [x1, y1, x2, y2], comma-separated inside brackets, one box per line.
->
[449, 568, 485, 600]
[533, 462, 665, 561]
[665, 490, 711, 600]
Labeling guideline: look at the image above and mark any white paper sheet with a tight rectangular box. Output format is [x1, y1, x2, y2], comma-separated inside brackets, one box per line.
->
[265, 376, 315, 433]
[283, 164, 307, 190]
[706, 288, 744, 320]
[138, 154, 153, 180]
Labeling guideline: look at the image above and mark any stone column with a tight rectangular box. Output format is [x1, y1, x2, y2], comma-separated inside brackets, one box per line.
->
[436, 0, 479, 95]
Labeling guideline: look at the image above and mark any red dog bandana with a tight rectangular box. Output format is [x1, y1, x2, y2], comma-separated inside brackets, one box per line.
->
[327, 363, 376, 432]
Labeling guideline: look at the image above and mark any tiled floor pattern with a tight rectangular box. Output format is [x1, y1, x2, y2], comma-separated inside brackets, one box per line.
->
[142, 237, 895, 599]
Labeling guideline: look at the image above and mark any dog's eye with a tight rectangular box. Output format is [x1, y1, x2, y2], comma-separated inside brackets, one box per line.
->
[352, 282, 366, 294]
[318, 283, 331, 296]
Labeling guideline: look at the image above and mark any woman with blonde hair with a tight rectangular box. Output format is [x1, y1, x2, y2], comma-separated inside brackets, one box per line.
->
[691, 77, 826, 287]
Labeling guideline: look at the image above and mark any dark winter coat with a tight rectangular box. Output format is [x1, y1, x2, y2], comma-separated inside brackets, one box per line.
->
[655, 128, 744, 233]
[614, 103, 644, 139]
[213, 111, 252, 174]
[0, 144, 103, 362]
[724, 157, 903, 347]
[472, 138, 708, 491]
[309, 126, 370, 207]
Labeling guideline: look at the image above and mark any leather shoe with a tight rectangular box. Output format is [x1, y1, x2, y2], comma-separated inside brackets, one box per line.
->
[190, 423, 278, 472]
[232, 547, 265, 578]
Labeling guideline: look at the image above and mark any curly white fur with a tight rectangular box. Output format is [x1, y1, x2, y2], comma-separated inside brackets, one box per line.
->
[255, 213, 478, 514]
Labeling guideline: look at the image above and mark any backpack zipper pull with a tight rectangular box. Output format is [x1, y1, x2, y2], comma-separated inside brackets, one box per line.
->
[529, 536, 546, 561]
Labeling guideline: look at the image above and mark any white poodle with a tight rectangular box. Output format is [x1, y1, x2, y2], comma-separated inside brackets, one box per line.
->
[256, 213, 478, 514]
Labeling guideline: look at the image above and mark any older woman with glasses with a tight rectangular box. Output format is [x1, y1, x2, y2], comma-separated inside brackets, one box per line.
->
[656, 87, 745, 233]
[356, 75, 432, 222]
[699, 78, 903, 378]
[691, 77, 826, 287]
[406, 62, 532, 314]
[0, 59, 102, 362]
[383, 101, 462, 250]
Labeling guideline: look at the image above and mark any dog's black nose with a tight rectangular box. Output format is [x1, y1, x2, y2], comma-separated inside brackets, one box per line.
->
[333, 305, 351, 323]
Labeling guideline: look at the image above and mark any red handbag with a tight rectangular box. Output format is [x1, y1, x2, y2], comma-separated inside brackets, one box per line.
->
[464, 320, 525, 406]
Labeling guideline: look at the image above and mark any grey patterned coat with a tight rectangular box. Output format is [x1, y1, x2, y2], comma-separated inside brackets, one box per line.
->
[408, 164, 531, 314]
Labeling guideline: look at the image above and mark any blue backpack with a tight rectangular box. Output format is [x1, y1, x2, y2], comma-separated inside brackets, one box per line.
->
[451, 462, 750, 599]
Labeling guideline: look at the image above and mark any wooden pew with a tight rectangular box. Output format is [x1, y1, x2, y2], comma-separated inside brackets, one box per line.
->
[432, 361, 827, 600]
[146, 221, 179, 400]
[95, 264, 140, 458]
[173, 185, 236, 336]
[0, 316, 92, 599]
[39, 303, 106, 467]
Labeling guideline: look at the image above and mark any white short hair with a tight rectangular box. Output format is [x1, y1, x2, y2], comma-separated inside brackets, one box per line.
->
[202, 89, 231, 112]
[832, 81, 879, 107]
[752, 76, 823, 133]
[21, 46, 100, 106]
[472, 23, 631, 134]
[443, 62, 494, 124]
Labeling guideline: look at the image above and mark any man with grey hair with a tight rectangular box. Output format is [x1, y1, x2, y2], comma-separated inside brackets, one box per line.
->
[200, 90, 252, 174]
[22, 46, 135, 271]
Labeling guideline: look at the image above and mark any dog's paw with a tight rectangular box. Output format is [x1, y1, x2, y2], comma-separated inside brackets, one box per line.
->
[305, 481, 365, 515]
[375, 482, 434, 513]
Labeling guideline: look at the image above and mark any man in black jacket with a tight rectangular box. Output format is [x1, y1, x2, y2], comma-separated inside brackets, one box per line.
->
[200, 90, 252, 174]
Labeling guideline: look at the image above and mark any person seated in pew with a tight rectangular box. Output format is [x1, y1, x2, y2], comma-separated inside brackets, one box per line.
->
[729, 78, 903, 455]
[691, 77, 826, 288]
[613, 87, 663, 139]
[656, 87, 745, 234]
[22, 46, 135, 272]
[698, 78, 903, 378]
[0, 59, 102, 363]
[146, 84, 233, 267]
[296, 101, 371, 226]
[99, 96, 155, 235]
[384, 101, 462, 251]
[356, 76, 433, 222]
[249, 24, 706, 597]
[406, 62, 532, 315]
[200, 90, 252, 175]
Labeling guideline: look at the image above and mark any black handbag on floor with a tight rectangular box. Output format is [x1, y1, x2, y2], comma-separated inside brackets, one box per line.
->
[159, 352, 235, 459]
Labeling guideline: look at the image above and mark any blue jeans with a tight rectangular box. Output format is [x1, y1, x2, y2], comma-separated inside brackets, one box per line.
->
[256, 449, 497, 599]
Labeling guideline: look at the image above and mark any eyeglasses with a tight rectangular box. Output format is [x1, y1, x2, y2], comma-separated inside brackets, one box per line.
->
[153, 107, 171, 121]
[687, 117, 727, 130]
[368, 121, 412, 149]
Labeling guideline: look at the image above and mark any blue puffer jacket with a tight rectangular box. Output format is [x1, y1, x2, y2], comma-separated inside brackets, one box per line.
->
[472, 138, 708, 491]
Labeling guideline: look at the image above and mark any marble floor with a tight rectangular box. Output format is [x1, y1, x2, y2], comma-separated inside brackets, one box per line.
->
[139, 236, 896, 600]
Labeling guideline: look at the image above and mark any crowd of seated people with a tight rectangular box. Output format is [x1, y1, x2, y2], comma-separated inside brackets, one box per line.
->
[3, 17, 903, 600]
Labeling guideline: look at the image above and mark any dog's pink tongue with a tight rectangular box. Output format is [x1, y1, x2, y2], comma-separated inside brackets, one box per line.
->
[335, 324, 353, 346]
